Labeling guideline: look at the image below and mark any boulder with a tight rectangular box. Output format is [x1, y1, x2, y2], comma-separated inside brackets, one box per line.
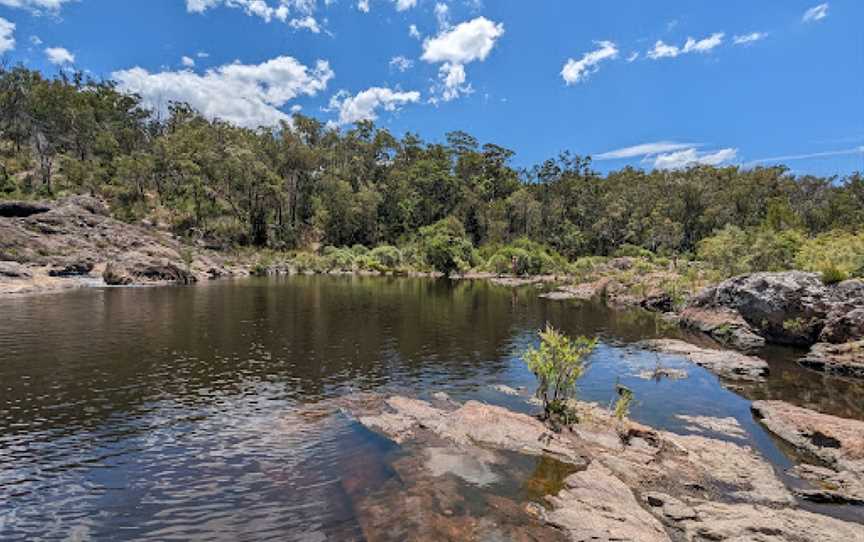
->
[103, 253, 196, 286]
[687, 272, 864, 348]
[0, 260, 31, 278]
[48, 259, 95, 277]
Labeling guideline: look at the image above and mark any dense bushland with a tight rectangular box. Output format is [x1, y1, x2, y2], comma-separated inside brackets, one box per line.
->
[1, 66, 862, 278]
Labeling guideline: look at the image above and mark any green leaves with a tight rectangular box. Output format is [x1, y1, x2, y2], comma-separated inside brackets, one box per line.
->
[522, 325, 596, 422]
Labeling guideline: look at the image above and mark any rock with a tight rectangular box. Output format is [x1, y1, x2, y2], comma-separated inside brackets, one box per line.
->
[790, 464, 864, 505]
[637, 366, 688, 381]
[48, 259, 94, 277]
[641, 293, 674, 313]
[103, 252, 196, 286]
[539, 279, 609, 301]
[800, 340, 864, 378]
[821, 307, 864, 344]
[751, 400, 864, 477]
[0, 201, 51, 217]
[679, 306, 767, 351]
[674, 414, 747, 439]
[643, 339, 769, 381]
[490, 384, 522, 396]
[673, 501, 864, 541]
[545, 462, 670, 542]
[0, 260, 31, 278]
[687, 272, 864, 349]
[643, 492, 697, 521]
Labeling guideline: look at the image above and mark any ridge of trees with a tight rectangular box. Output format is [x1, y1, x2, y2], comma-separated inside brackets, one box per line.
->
[1, 65, 862, 268]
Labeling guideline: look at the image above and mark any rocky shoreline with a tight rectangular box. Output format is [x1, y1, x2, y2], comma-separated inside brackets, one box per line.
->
[338, 392, 864, 540]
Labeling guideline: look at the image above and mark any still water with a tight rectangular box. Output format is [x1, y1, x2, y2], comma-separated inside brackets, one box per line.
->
[1, 276, 862, 540]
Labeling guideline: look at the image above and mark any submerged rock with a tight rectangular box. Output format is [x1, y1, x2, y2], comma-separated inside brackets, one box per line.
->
[643, 339, 769, 381]
[790, 464, 864, 505]
[674, 414, 747, 439]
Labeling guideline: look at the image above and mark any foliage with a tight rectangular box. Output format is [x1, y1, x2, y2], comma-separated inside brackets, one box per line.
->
[523, 324, 597, 424]
[417, 217, 475, 276]
[613, 385, 634, 421]
[1, 65, 863, 275]
[369, 245, 402, 269]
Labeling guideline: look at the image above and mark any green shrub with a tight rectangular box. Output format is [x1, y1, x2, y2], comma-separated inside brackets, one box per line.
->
[324, 248, 355, 271]
[820, 265, 848, 285]
[796, 231, 864, 279]
[613, 244, 654, 260]
[293, 252, 326, 273]
[484, 238, 565, 276]
[523, 324, 597, 425]
[350, 244, 369, 256]
[613, 385, 634, 421]
[417, 217, 475, 276]
[369, 245, 402, 269]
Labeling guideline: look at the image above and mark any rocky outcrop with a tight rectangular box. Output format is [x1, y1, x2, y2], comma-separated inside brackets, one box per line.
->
[0, 195, 239, 294]
[643, 339, 769, 381]
[686, 272, 864, 348]
[347, 394, 863, 541]
[679, 306, 767, 351]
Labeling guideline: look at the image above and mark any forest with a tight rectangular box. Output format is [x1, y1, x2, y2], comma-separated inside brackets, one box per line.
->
[1, 65, 863, 279]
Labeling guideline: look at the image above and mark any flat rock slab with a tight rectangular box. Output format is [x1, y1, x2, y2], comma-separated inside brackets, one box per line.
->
[801, 340, 864, 379]
[751, 400, 864, 477]
[675, 414, 747, 439]
[643, 339, 769, 381]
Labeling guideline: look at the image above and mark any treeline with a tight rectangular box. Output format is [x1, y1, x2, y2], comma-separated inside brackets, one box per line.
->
[1, 65, 862, 267]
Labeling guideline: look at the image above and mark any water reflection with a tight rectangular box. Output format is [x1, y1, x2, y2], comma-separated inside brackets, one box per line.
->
[0, 276, 862, 539]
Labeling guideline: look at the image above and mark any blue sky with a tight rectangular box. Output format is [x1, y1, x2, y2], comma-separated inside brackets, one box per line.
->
[1, 0, 862, 175]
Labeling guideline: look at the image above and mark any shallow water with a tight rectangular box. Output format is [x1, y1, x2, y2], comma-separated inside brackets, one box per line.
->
[1, 276, 862, 539]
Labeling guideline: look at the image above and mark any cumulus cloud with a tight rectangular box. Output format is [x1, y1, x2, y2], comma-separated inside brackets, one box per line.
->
[357, 0, 369, 12]
[560, 41, 618, 85]
[433, 2, 449, 30]
[421, 16, 503, 102]
[733, 32, 767, 45]
[409, 24, 421, 39]
[626, 52, 639, 63]
[113, 56, 334, 128]
[595, 141, 699, 160]
[653, 148, 737, 170]
[648, 32, 724, 59]
[0, 0, 73, 13]
[389, 55, 414, 72]
[802, 3, 829, 22]
[181, 55, 196, 67]
[45, 46, 75, 65]
[0, 17, 14, 55]
[328, 86, 420, 125]
[289, 15, 320, 32]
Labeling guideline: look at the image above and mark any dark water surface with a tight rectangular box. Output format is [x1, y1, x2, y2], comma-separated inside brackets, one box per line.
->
[1, 276, 863, 539]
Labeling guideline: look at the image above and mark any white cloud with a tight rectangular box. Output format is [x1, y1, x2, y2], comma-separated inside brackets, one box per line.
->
[0, 0, 73, 13]
[647, 40, 680, 59]
[733, 32, 767, 45]
[653, 148, 737, 170]
[289, 15, 320, 32]
[181, 56, 196, 67]
[682, 32, 724, 54]
[113, 56, 334, 128]
[45, 46, 75, 65]
[433, 2, 449, 30]
[394, 0, 416, 11]
[357, 0, 369, 12]
[749, 146, 864, 164]
[328, 86, 420, 125]
[29, 35, 42, 46]
[421, 16, 503, 102]
[421, 16, 503, 64]
[0, 17, 14, 55]
[197, 51, 210, 58]
[389, 55, 414, 72]
[626, 52, 639, 62]
[595, 141, 700, 160]
[409, 24, 421, 39]
[648, 32, 724, 59]
[561, 40, 618, 85]
[802, 3, 829, 22]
